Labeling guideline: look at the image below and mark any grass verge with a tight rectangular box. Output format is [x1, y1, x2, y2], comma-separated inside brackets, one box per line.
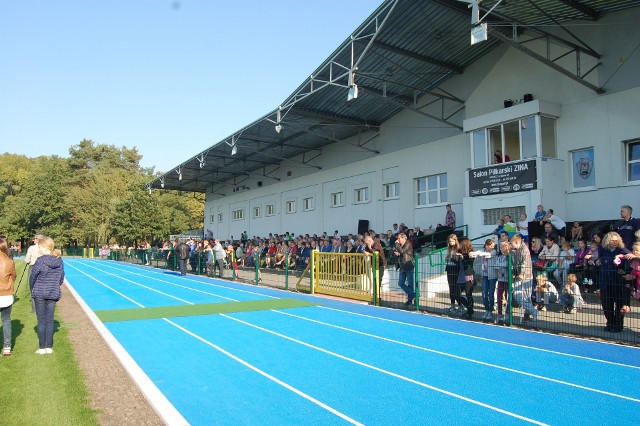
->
[1, 260, 99, 425]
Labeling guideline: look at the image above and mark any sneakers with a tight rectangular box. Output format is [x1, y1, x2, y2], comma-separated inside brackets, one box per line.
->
[539, 305, 547, 312]
[482, 312, 493, 320]
[456, 306, 466, 314]
[2, 346, 11, 356]
[497, 314, 505, 322]
[568, 308, 576, 314]
[45, 348, 53, 354]
[448, 307, 457, 314]
[35, 349, 47, 355]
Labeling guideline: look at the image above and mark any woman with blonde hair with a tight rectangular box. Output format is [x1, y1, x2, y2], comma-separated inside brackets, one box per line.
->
[30, 237, 65, 354]
[585, 232, 630, 332]
[0, 236, 17, 356]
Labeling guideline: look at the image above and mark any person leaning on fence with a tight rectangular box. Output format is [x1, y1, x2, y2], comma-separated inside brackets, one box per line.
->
[211, 239, 226, 278]
[364, 235, 386, 286]
[585, 232, 630, 333]
[0, 236, 17, 356]
[494, 241, 511, 322]
[456, 238, 476, 319]
[472, 239, 497, 321]
[394, 233, 415, 307]
[510, 234, 537, 323]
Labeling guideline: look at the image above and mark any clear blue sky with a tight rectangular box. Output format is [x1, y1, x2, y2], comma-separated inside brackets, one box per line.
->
[0, 0, 380, 173]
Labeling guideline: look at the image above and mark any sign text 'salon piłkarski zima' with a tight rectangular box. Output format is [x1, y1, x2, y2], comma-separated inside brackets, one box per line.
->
[469, 159, 537, 197]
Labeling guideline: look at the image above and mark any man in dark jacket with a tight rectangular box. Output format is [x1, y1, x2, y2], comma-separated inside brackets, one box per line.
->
[175, 239, 190, 276]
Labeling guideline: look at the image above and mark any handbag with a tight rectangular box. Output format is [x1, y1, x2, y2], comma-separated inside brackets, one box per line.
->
[535, 259, 547, 268]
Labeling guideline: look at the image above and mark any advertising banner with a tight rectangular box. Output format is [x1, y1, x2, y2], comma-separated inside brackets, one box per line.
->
[469, 159, 537, 197]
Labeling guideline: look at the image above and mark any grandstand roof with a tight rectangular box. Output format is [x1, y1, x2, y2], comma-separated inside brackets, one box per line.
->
[149, 0, 638, 193]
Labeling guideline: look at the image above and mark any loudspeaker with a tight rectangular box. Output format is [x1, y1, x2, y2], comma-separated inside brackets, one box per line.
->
[357, 219, 369, 235]
[504, 99, 513, 108]
[523, 93, 533, 102]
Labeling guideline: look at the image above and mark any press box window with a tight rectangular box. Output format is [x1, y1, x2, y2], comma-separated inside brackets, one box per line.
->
[331, 191, 344, 207]
[286, 200, 296, 214]
[266, 204, 275, 216]
[416, 173, 447, 206]
[383, 182, 399, 200]
[232, 210, 244, 220]
[303, 197, 314, 211]
[354, 187, 369, 204]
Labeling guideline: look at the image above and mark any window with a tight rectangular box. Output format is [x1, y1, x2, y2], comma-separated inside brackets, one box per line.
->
[470, 115, 557, 168]
[626, 140, 640, 182]
[303, 197, 314, 211]
[286, 200, 296, 214]
[416, 173, 447, 206]
[383, 182, 399, 199]
[571, 148, 595, 189]
[232, 209, 244, 220]
[253, 206, 261, 218]
[354, 187, 369, 204]
[331, 191, 344, 207]
[483, 206, 526, 226]
[266, 204, 275, 216]
[210, 215, 215, 224]
[217, 213, 223, 222]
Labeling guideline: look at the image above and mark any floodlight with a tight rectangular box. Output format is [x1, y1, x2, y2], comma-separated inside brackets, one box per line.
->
[471, 23, 487, 45]
[347, 85, 359, 102]
[275, 124, 282, 134]
[231, 145, 238, 156]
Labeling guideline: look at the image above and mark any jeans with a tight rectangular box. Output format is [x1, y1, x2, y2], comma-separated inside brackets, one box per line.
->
[482, 277, 497, 313]
[513, 279, 536, 316]
[178, 258, 188, 276]
[1, 304, 12, 347]
[398, 269, 415, 301]
[559, 293, 580, 308]
[34, 298, 57, 349]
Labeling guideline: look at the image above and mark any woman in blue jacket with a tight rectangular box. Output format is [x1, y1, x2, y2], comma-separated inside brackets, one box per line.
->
[29, 237, 65, 354]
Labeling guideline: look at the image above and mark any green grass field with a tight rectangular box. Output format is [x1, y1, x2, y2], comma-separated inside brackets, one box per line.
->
[1, 260, 98, 425]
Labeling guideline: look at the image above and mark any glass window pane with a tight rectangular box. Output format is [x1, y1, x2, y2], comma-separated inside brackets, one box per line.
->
[488, 126, 502, 163]
[440, 189, 447, 202]
[630, 143, 640, 161]
[428, 175, 438, 190]
[630, 162, 640, 182]
[440, 174, 447, 189]
[428, 191, 438, 204]
[541, 116, 556, 158]
[416, 178, 425, 192]
[503, 120, 519, 161]
[472, 130, 487, 167]
[521, 116, 537, 158]
[417, 192, 426, 206]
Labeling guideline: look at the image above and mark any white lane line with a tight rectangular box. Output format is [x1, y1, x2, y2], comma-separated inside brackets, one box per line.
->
[318, 306, 640, 370]
[81, 259, 278, 299]
[64, 281, 189, 426]
[272, 309, 640, 404]
[66, 262, 145, 308]
[220, 314, 547, 425]
[77, 261, 194, 305]
[163, 318, 363, 426]
[78, 261, 239, 303]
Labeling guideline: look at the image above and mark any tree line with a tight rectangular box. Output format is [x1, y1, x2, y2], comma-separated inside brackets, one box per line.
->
[0, 139, 203, 249]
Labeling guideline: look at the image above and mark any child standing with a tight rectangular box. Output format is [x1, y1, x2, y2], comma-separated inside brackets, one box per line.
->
[560, 273, 585, 313]
[554, 241, 575, 286]
[623, 242, 640, 299]
[583, 240, 600, 292]
[494, 241, 511, 322]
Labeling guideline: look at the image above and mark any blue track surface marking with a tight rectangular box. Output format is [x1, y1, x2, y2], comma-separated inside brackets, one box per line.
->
[64, 259, 640, 425]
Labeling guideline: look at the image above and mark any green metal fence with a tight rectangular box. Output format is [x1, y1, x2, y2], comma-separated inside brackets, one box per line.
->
[65, 240, 639, 345]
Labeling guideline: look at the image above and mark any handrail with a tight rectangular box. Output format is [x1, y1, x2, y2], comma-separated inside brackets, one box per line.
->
[427, 232, 495, 267]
